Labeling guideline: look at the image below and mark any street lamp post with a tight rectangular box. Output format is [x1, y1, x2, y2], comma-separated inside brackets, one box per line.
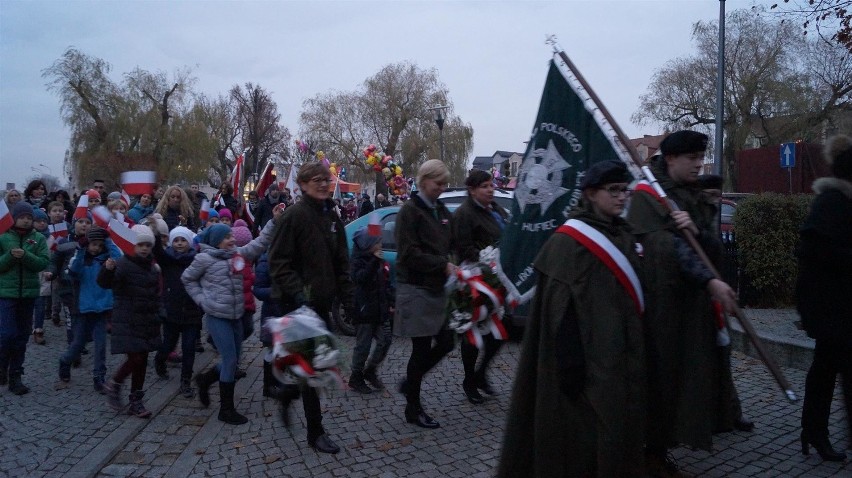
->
[429, 105, 449, 162]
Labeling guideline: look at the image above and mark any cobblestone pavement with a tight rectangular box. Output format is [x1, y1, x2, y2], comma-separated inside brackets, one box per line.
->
[1, 315, 848, 478]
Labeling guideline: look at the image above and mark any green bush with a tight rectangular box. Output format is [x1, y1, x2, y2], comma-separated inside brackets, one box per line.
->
[734, 193, 812, 307]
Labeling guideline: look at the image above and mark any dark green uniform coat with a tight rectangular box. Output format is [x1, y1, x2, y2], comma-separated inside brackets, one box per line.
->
[498, 205, 646, 478]
[626, 158, 719, 452]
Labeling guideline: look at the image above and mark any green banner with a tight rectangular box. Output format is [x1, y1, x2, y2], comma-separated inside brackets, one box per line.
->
[500, 59, 623, 305]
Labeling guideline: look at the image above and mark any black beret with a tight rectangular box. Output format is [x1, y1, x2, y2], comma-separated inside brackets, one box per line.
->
[580, 160, 631, 190]
[696, 174, 723, 189]
[659, 130, 709, 156]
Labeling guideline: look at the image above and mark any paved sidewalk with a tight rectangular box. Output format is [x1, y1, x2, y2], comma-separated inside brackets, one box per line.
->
[1, 316, 849, 478]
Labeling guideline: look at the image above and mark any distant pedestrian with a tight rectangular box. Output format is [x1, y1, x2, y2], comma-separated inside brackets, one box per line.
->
[0, 202, 50, 395]
[100, 225, 162, 418]
[358, 193, 374, 218]
[795, 134, 852, 462]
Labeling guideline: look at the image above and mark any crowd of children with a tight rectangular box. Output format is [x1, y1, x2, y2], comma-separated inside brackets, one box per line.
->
[1, 180, 396, 457]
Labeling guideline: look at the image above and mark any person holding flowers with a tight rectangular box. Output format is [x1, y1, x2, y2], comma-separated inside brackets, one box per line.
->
[451, 169, 508, 405]
[498, 160, 647, 478]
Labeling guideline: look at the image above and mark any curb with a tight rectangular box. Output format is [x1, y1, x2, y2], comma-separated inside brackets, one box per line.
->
[728, 317, 814, 371]
[64, 350, 217, 478]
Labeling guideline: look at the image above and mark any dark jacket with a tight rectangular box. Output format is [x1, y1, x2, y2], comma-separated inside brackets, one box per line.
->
[216, 193, 240, 217]
[161, 206, 197, 232]
[358, 199, 374, 218]
[268, 195, 353, 312]
[253, 252, 282, 347]
[394, 192, 453, 292]
[255, 193, 287, 234]
[796, 177, 852, 345]
[98, 255, 162, 354]
[154, 244, 203, 327]
[452, 196, 507, 263]
[350, 228, 394, 325]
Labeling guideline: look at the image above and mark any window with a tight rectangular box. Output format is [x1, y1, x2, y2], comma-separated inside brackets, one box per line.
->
[381, 213, 397, 250]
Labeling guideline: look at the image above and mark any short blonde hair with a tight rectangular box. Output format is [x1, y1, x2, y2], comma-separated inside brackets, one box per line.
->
[416, 159, 450, 189]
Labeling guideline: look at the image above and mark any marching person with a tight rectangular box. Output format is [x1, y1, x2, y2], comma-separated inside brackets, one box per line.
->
[796, 134, 852, 462]
[268, 162, 354, 454]
[452, 169, 508, 404]
[626, 131, 738, 477]
[497, 161, 646, 477]
[394, 159, 456, 429]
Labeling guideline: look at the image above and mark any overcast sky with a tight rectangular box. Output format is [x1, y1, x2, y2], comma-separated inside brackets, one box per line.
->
[0, 0, 773, 190]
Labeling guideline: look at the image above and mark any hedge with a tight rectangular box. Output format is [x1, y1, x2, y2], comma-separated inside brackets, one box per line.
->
[734, 193, 812, 307]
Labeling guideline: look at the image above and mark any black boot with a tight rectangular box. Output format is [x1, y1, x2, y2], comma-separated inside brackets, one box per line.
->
[154, 354, 169, 379]
[349, 371, 373, 394]
[309, 433, 341, 454]
[262, 361, 280, 397]
[277, 384, 301, 427]
[194, 368, 219, 408]
[801, 430, 847, 461]
[462, 379, 485, 404]
[363, 365, 384, 390]
[8, 373, 30, 395]
[218, 381, 248, 425]
[127, 390, 152, 418]
[179, 376, 194, 399]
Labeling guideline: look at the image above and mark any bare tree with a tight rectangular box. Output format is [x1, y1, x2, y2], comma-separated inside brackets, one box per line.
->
[771, 0, 852, 52]
[230, 83, 291, 189]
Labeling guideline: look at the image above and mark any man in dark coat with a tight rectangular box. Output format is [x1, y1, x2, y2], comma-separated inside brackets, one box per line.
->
[626, 131, 738, 476]
[358, 193, 374, 217]
[255, 183, 287, 234]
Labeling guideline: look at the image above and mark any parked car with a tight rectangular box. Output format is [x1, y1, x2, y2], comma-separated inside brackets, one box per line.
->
[720, 198, 736, 234]
[438, 188, 514, 211]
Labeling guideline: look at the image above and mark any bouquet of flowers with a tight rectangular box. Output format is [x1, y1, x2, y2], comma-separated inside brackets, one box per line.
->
[265, 306, 345, 391]
[446, 246, 509, 349]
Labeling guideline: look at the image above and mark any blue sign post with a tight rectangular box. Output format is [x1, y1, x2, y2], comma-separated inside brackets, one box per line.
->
[780, 142, 796, 168]
[780, 143, 796, 193]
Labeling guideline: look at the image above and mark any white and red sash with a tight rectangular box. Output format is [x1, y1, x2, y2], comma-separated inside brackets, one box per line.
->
[556, 219, 644, 316]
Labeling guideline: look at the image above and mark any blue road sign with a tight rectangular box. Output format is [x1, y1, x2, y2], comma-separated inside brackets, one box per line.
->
[781, 143, 796, 168]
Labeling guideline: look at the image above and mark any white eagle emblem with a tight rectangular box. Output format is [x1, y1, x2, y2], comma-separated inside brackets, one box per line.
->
[515, 139, 571, 214]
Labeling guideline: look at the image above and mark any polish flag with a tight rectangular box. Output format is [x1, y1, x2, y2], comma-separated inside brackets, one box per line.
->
[199, 199, 211, 222]
[255, 162, 276, 197]
[0, 201, 12, 234]
[120, 189, 131, 207]
[230, 154, 244, 196]
[107, 218, 137, 255]
[120, 171, 157, 196]
[73, 195, 89, 220]
[367, 212, 382, 237]
[92, 205, 112, 229]
[47, 223, 69, 251]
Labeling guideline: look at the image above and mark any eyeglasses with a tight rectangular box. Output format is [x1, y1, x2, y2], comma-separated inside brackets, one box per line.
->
[310, 177, 332, 185]
[603, 185, 631, 198]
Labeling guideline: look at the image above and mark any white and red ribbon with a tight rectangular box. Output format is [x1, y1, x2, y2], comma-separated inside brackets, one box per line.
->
[120, 171, 157, 196]
[556, 219, 645, 317]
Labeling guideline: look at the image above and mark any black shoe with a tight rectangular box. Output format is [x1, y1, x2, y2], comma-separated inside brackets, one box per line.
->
[733, 417, 754, 432]
[801, 431, 847, 462]
[309, 434, 341, 454]
[349, 381, 373, 394]
[363, 366, 385, 390]
[397, 378, 409, 396]
[475, 373, 495, 396]
[462, 380, 485, 405]
[154, 357, 169, 379]
[235, 368, 247, 380]
[405, 407, 440, 429]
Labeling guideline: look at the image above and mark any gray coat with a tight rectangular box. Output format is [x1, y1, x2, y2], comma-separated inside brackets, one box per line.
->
[182, 220, 275, 320]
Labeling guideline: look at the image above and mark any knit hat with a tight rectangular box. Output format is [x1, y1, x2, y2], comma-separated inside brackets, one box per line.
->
[131, 224, 155, 245]
[353, 226, 381, 251]
[169, 226, 195, 246]
[74, 211, 93, 224]
[32, 207, 49, 222]
[11, 202, 34, 221]
[85, 189, 101, 200]
[207, 208, 219, 219]
[217, 208, 233, 220]
[231, 222, 253, 247]
[579, 160, 631, 190]
[267, 182, 279, 192]
[200, 223, 231, 247]
[107, 191, 122, 201]
[824, 134, 852, 180]
[87, 227, 109, 242]
[148, 213, 168, 237]
[659, 130, 709, 156]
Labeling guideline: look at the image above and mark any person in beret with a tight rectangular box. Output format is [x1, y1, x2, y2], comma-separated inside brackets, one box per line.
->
[499, 160, 647, 477]
[626, 131, 738, 475]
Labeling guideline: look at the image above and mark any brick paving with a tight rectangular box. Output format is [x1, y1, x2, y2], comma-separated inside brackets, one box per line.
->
[1, 312, 849, 478]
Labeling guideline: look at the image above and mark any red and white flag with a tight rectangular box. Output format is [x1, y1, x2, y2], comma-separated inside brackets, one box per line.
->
[367, 213, 381, 237]
[230, 154, 244, 196]
[120, 171, 157, 196]
[107, 218, 137, 256]
[47, 223, 69, 251]
[0, 201, 13, 234]
[199, 199, 211, 222]
[120, 189, 131, 207]
[255, 161, 276, 198]
[73, 195, 89, 220]
[92, 205, 112, 229]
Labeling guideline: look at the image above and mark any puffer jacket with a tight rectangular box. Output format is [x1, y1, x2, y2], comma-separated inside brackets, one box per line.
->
[127, 202, 154, 224]
[0, 227, 50, 299]
[154, 245, 203, 327]
[181, 219, 275, 320]
[98, 254, 162, 354]
[67, 240, 121, 313]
